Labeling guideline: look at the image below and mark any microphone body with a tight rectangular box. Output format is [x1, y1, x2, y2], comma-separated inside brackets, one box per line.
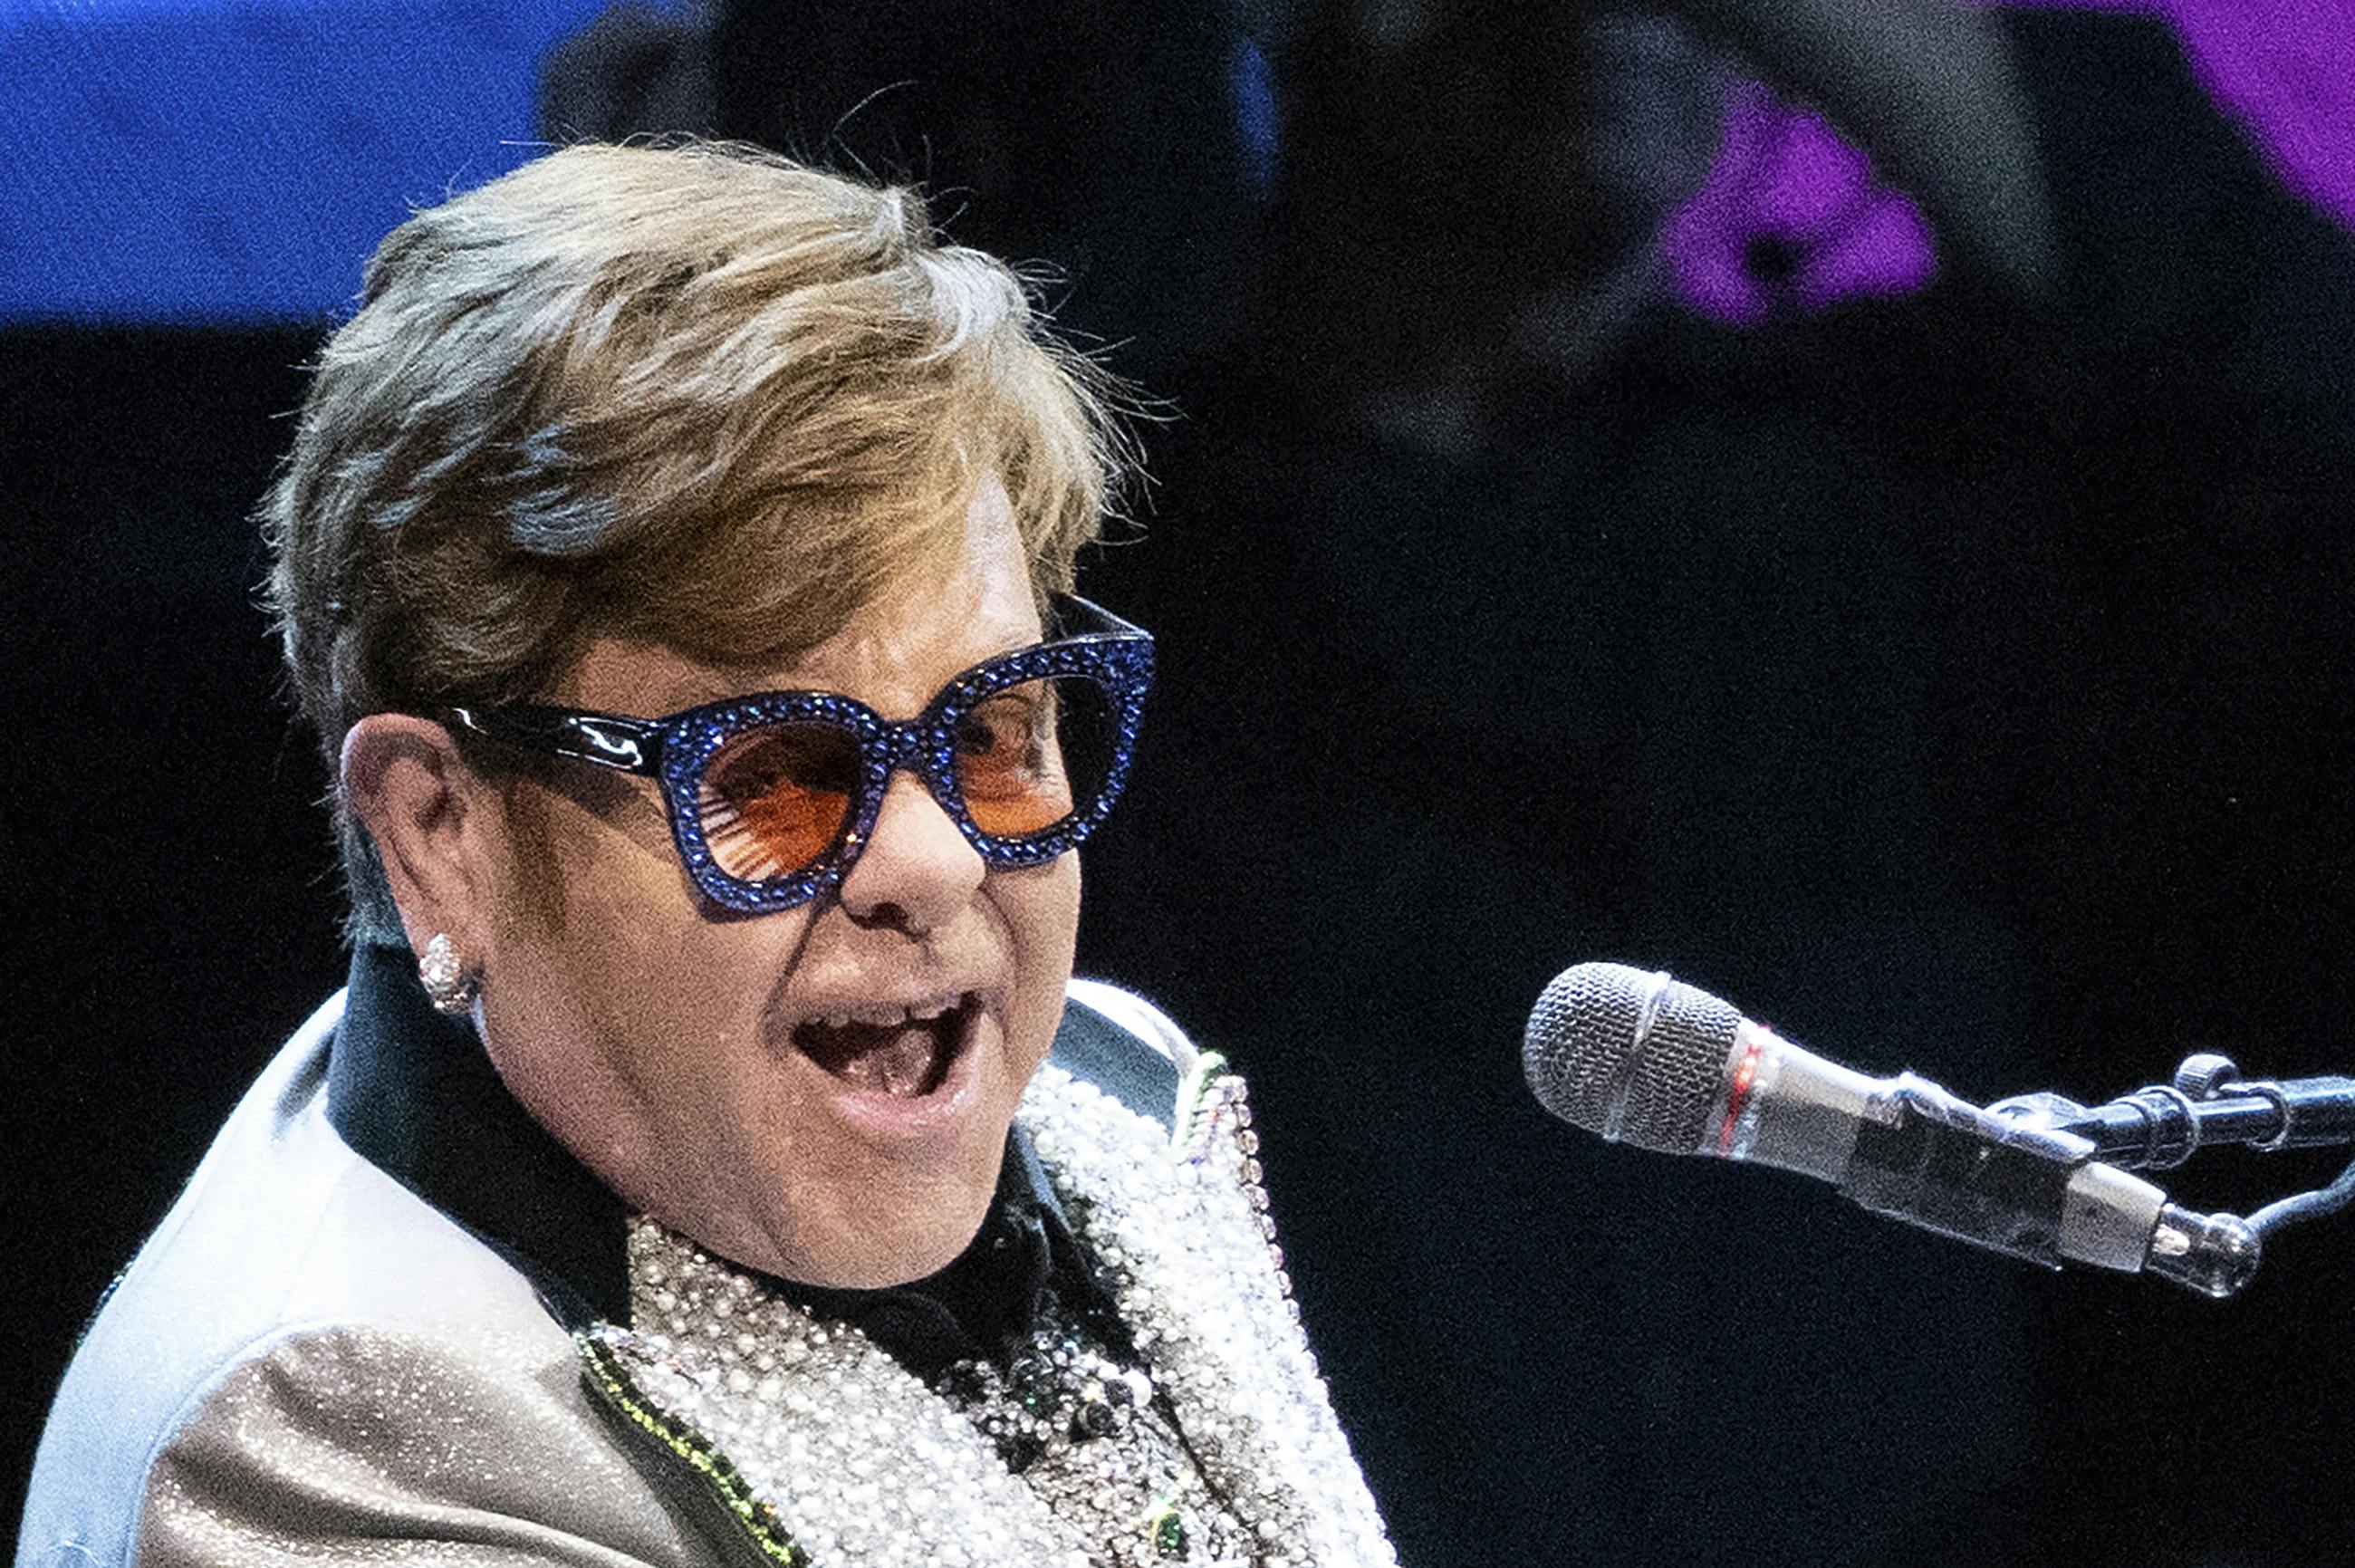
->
[1524, 963, 2258, 1294]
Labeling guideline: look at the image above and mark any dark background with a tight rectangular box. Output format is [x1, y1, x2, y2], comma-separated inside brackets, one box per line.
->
[7, 5, 2353, 1565]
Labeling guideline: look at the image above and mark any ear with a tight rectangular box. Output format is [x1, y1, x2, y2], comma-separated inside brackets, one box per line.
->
[341, 715, 502, 963]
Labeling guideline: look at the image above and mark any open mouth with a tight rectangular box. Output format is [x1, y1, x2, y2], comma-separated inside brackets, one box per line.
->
[790, 994, 976, 1099]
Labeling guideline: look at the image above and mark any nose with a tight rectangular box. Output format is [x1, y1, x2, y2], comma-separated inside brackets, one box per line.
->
[836, 770, 985, 936]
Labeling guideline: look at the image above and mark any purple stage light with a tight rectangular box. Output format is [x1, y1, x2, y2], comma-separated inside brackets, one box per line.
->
[1662, 83, 1938, 328]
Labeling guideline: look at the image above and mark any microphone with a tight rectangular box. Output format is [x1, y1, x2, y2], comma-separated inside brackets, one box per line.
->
[1524, 962, 2260, 1296]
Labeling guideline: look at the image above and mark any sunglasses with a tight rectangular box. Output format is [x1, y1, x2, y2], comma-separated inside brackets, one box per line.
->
[449, 595, 1151, 915]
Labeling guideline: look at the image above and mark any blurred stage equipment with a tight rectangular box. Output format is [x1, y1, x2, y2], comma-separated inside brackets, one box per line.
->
[1526, 962, 2355, 1299]
[532, 0, 2067, 401]
[1661, 0, 2059, 295]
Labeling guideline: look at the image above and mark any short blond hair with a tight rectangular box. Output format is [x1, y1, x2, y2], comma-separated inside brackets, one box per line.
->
[263, 141, 1131, 945]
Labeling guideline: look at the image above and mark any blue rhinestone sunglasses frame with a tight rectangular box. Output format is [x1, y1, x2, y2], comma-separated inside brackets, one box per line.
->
[449, 595, 1153, 916]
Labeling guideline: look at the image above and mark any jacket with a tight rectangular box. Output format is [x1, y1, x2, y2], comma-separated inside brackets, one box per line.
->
[16, 954, 1395, 1568]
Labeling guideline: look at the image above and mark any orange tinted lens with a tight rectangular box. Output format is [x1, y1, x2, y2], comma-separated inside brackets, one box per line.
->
[697, 722, 860, 881]
[955, 676, 1091, 839]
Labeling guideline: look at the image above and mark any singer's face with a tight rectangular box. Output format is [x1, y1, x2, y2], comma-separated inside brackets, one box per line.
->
[464, 480, 1081, 1289]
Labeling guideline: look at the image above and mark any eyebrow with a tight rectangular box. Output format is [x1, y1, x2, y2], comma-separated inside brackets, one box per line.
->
[632, 636, 1052, 721]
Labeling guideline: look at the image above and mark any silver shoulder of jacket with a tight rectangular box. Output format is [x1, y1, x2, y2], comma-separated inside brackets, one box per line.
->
[127, 1317, 724, 1567]
[14, 993, 717, 1568]
[1064, 976, 1202, 1070]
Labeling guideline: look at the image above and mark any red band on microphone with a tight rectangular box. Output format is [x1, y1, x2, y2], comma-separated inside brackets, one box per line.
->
[1716, 1023, 1771, 1155]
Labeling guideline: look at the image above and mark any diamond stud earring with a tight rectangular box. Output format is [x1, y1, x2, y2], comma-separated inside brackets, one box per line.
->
[418, 932, 480, 1015]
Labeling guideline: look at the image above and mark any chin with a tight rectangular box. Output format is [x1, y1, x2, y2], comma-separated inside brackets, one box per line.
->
[796, 1208, 989, 1289]
[775, 1147, 1009, 1290]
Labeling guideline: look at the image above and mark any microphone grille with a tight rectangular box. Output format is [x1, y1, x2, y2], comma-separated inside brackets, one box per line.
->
[1523, 962, 1745, 1154]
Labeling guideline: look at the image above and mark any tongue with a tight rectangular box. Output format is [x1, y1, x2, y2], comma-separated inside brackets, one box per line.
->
[797, 1018, 949, 1097]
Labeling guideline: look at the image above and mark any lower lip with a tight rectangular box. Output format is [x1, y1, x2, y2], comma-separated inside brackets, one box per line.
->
[796, 1005, 994, 1145]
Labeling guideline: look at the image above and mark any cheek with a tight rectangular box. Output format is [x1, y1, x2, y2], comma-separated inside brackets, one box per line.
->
[486, 783, 804, 1101]
[494, 774, 686, 938]
[484, 891, 821, 1206]
[998, 854, 1083, 1066]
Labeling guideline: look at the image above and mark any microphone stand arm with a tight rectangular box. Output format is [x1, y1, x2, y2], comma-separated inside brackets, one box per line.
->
[1997, 1056, 2355, 1171]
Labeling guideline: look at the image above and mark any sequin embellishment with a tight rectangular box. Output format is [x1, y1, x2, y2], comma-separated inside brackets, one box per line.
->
[578, 1331, 813, 1564]
[931, 1290, 1254, 1564]
[581, 1064, 1398, 1568]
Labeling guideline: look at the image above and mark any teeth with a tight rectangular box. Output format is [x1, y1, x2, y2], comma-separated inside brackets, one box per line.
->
[808, 996, 962, 1030]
